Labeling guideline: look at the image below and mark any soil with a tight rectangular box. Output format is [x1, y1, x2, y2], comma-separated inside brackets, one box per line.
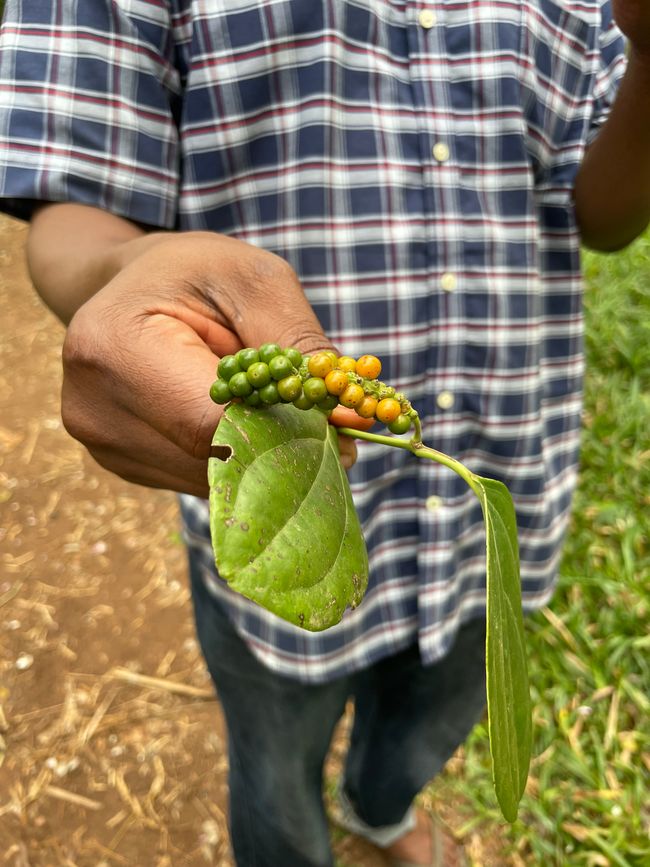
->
[0, 215, 506, 867]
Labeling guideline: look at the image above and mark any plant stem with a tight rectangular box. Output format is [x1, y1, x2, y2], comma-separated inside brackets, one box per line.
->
[336, 427, 481, 496]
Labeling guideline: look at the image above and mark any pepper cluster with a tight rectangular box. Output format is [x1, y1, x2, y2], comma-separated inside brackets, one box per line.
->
[209, 344, 418, 435]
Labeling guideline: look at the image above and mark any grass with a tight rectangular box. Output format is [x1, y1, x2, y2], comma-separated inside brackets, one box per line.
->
[430, 233, 650, 865]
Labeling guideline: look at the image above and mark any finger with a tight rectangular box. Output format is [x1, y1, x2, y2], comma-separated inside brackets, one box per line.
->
[64, 305, 224, 463]
[60, 385, 214, 494]
[160, 302, 244, 358]
[89, 445, 210, 497]
[328, 405, 377, 431]
[336, 434, 357, 470]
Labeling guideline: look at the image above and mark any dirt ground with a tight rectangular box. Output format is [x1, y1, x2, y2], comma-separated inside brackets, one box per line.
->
[0, 215, 505, 867]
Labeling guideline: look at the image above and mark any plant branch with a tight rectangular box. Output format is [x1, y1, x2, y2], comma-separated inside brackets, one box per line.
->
[336, 426, 481, 495]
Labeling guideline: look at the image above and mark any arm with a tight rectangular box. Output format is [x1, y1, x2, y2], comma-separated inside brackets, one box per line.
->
[574, 4, 650, 251]
[27, 204, 164, 324]
[27, 204, 362, 496]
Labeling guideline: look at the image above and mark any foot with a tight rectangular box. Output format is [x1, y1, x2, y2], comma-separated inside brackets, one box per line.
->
[383, 808, 465, 867]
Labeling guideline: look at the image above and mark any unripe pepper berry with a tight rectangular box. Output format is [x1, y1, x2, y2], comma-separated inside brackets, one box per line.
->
[259, 382, 280, 404]
[244, 390, 262, 406]
[229, 371, 254, 397]
[236, 347, 260, 370]
[387, 413, 412, 434]
[246, 361, 272, 388]
[210, 380, 232, 404]
[303, 376, 328, 403]
[316, 394, 339, 415]
[268, 354, 294, 381]
[293, 393, 314, 411]
[282, 347, 304, 368]
[277, 375, 303, 402]
[258, 342, 282, 364]
[218, 354, 241, 382]
[375, 397, 402, 424]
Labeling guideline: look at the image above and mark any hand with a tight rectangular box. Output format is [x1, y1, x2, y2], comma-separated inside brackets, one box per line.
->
[613, 1, 650, 60]
[61, 232, 366, 496]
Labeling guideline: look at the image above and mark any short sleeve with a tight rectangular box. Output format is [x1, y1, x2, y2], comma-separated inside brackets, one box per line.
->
[588, 1, 627, 143]
[0, 0, 181, 226]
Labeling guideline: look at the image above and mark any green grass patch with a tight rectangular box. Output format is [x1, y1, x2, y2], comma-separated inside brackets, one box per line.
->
[430, 233, 650, 865]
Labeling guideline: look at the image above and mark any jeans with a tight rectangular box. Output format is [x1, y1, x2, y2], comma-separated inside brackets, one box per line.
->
[189, 553, 487, 867]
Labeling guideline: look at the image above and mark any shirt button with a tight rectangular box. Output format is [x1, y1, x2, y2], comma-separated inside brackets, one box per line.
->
[425, 495, 443, 512]
[440, 272, 457, 292]
[418, 9, 437, 29]
[432, 142, 450, 162]
[436, 390, 455, 410]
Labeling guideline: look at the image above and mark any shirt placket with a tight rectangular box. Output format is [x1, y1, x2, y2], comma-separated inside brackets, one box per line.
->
[408, 2, 462, 430]
[407, 2, 467, 629]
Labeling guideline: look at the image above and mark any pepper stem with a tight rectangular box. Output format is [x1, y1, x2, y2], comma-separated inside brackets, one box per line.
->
[336, 426, 481, 496]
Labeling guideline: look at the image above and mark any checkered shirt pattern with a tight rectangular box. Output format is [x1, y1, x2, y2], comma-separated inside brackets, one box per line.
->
[0, 1, 626, 681]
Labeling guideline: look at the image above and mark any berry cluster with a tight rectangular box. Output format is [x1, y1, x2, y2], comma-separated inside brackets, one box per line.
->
[210, 345, 417, 435]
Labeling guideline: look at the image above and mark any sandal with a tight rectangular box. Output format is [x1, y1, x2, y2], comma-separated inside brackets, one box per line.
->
[387, 811, 468, 867]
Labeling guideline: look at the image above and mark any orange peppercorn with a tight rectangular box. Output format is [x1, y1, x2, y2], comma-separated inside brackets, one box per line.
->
[308, 352, 335, 378]
[339, 383, 365, 408]
[356, 354, 382, 380]
[356, 395, 378, 419]
[324, 369, 349, 396]
[375, 397, 402, 424]
[337, 355, 357, 373]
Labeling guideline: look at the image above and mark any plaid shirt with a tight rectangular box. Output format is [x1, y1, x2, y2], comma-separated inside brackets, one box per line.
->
[0, 1, 626, 682]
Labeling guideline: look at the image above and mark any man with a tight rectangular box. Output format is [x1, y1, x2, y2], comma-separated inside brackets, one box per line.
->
[0, 2, 647, 865]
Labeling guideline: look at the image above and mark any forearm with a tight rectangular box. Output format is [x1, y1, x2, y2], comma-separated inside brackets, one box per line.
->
[26, 203, 169, 323]
[574, 50, 650, 252]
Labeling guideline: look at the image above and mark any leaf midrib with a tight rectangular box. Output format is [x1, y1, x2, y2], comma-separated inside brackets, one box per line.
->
[226, 430, 349, 589]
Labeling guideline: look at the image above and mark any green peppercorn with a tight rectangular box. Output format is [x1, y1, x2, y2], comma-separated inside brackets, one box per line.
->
[276, 375, 303, 402]
[259, 382, 280, 404]
[283, 347, 303, 368]
[210, 379, 232, 404]
[316, 394, 339, 415]
[244, 390, 263, 406]
[387, 413, 412, 435]
[302, 376, 328, 403]
[236, 347, 260, 370]
[258, 342, 282, 364]
[218, 354, 241, 382]
[229, 371, 254, 397]
[293, 394, 314, 411]
[246, 361, 272, 388]
[268, 354, 294, 381]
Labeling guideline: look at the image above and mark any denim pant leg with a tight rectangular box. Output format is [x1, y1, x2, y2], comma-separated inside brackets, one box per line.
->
[342, 618, 487, 830]
[188, 555, 351, 867]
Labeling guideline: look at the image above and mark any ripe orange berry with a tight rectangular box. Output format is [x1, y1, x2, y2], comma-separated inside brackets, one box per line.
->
[375, 397, 402, 424]
[337, 356, 357, 373]
[324, 369, 349, 396]
[356, 354, 382, 380]
[356, 395, 378, 419]
[339, 383, 365, 408]
[308, 352, 335, 378]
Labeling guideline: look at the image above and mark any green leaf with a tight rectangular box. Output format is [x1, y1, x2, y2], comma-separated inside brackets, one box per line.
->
[208, 403, 368, 631]
[472, 474, 532, 822]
